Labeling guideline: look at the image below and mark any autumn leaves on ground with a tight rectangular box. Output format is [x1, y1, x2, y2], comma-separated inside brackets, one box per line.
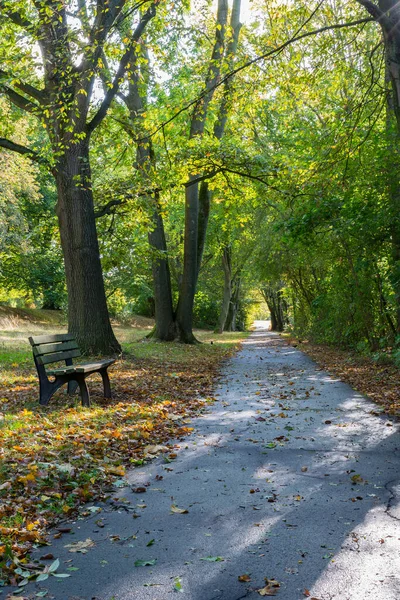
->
[0, 308, 246, 588]
[1, 310, 399, 592]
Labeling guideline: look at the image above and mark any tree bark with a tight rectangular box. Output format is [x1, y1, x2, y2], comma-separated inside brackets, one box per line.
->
[55, 142, 121, 354]
[147, 195, 176, 340]
[261, 283, 287, 332]
[226, 276, 241, 331]
[216, 246, 232, 333]
[357, 0, 400, 333]
[175, 177, 200, 343]
[175, 0, 229, 343]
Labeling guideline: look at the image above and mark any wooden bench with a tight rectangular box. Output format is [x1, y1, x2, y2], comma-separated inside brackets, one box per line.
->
[28, 333, 116, 407]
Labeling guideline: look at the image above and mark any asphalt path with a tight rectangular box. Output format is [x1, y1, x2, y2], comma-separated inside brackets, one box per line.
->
[16, 324, 400, 600]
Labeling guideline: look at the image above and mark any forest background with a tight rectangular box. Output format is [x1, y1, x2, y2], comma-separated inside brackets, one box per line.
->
[1, 0, 400, 365]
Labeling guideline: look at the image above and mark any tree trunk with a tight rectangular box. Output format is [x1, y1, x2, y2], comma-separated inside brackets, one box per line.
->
[261, 283, 287, 332]
[216, 246, 232, 333]
[197, 180, 211, 279]
[55, 143, 120, 354]
[147, 194, 176, 340]
[384, 25, 400, 334]
[226, 276, 241, 331]
[358, 0, 400, 333]
[175, 178, 199, 343]
[175, 0, 229, 343]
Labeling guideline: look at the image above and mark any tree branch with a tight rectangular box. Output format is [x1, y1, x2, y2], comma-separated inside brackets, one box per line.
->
[0, 137, 52, 172]
[94, 199, 127, 218]
[145, 16, 375, 140]
[0, 70, 44, 103]
[0, 85, 40, 114]
[356, 0, 393, 29]
[87, 2, 157, 133]
[0, 2, 33, 29]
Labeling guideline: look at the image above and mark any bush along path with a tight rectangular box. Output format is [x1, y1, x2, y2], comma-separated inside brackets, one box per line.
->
[3, 325, 400, 600]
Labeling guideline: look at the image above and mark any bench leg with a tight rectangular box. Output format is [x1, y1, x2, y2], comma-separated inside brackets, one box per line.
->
[39, 381, 54, 406]
[39, 377, 65, 406]
[67, 380, 79, 395]
[100, 369, 112, 399]
[76, 377, 90, 407]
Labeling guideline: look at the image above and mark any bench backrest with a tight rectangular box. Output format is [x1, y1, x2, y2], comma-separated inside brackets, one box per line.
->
[28, 334, 81, 366]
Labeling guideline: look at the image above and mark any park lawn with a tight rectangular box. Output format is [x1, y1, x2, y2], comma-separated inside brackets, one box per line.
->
[0, 311, 247, 586]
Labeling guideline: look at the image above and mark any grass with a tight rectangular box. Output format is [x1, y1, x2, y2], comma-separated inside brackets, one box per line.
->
[0, 307, 247, 586]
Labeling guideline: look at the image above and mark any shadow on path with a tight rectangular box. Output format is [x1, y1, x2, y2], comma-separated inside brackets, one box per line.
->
[16, 326, 400, 600]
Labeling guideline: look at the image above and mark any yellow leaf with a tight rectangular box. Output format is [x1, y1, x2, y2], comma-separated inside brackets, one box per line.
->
[170, 504, 188, 514]
[107, 465, 125, 476]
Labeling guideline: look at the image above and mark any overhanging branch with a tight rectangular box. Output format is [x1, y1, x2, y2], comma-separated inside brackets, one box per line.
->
[94, 199, 127, 218]
[0, 70, 44, 103]
[146, 16, 374, 140]
[87, 2, 156, 133]
[0, 137, 53, 172]
[0, 85, 41, 114]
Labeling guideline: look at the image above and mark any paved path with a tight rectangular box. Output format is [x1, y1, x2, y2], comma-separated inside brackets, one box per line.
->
[19, 326, 400, 600]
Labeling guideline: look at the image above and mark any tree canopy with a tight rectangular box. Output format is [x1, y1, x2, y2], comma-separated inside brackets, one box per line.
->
[0, 0, 399, 359]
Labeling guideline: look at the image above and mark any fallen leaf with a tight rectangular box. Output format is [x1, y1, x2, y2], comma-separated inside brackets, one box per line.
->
[134, 559, 156, 567]
[258, 579, 280, 596]
[144, 445, 169, 456]
[132, 487, 147, 493]
[238, 574, 251, 582]
[258, 587, 277, 596]
[173, 576, 183, 592]
[64, 538, 95, 553]
[200, 556, 224, 562]
[146, 539, 155, 546]
[170, 504, 188, 514]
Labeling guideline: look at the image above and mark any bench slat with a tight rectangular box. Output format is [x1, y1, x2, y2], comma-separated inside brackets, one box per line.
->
[40, 349, 81, 365]
[33, 340, 80, 357]
[29, 333, 75, 346]
[47, 359, 116, 375]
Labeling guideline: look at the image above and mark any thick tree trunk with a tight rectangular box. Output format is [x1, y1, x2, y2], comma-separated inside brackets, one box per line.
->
[216, 246, 232, 333]
[359, 0, 400, 333]
[197, 180, 211, 279]
[384, 28, 400, 333]
[147, 195, 176, 340]
[123, 46, 176, 342]
[55, 143, 120, 354]
[175, 178, 199, 343]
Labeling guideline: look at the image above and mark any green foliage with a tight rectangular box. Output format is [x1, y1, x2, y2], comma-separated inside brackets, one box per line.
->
[0, 0, 399, 351]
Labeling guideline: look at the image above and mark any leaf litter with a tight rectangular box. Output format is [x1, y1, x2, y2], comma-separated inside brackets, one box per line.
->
[0, 334, 242, 585]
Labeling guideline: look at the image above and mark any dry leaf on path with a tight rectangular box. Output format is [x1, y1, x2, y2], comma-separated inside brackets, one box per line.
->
[64, 538, 95, 553]
[258, 579, 280, 596]
[170, 504, 188, 514]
